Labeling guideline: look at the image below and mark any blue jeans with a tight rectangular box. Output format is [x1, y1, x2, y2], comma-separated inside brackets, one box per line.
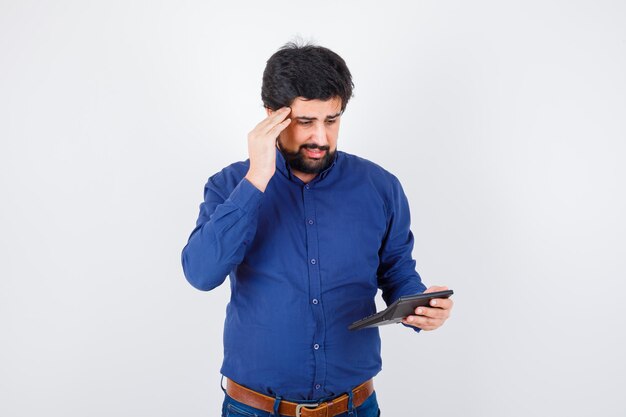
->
[221, 391, 381, 417]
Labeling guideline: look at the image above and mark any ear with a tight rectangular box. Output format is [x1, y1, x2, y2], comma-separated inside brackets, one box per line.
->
[265, 107, 273, 117]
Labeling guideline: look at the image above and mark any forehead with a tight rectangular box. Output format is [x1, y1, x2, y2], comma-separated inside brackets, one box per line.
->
[289, 97, 342, 117]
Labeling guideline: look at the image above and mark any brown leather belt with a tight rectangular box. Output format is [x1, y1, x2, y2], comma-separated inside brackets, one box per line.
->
[225, 378, 374, 417]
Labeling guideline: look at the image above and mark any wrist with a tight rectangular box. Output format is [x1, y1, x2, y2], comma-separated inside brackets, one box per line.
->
[245, 170, 271, 192]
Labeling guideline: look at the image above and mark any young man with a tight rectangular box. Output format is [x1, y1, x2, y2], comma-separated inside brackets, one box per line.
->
[182, 42, 453, 417]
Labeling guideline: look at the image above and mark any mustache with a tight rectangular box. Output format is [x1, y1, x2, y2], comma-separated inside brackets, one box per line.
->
[300, 144, 330, 151]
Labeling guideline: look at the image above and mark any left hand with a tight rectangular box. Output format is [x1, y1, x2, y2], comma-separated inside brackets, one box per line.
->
[402, 285, 453, 331]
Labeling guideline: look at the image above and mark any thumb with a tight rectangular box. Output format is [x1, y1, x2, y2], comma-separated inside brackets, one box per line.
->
[424, 285, 448, 294]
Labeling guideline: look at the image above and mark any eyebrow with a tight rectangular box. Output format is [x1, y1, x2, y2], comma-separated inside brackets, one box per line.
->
[293, 112, 342, 121]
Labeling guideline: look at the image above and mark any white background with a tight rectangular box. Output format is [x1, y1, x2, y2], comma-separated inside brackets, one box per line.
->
[1, 1, 625, 416]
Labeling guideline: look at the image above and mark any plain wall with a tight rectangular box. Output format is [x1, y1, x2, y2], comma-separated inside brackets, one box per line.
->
[1, 1, 625, 416]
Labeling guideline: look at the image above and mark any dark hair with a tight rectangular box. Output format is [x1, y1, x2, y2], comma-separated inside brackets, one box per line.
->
[261, 42, 354, 113]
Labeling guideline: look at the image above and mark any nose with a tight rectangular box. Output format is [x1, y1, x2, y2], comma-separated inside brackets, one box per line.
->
[311, 122, 329, 146]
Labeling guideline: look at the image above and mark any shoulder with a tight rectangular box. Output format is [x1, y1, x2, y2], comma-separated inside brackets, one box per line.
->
[210, 159, 250, 181]
[204, 159, 251, 198]
[341, 152, 407, 215]
[337, 151, 402, 188]
[336, 151, 407, 216]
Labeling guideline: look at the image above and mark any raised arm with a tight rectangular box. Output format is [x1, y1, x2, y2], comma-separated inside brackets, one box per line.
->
[181, 175, 262, 291]
[181, 106, 292, 290]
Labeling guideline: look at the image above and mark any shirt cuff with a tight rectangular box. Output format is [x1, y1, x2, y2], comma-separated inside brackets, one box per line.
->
[402, 322, 422, 333]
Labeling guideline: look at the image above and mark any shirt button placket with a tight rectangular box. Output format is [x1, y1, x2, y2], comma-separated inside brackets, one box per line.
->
[303, 182, 325, 395]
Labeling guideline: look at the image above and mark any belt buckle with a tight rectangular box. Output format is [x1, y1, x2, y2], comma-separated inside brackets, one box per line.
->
[295, 402, 320, 417]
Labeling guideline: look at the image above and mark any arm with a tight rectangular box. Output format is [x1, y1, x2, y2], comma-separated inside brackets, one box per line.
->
[376, 176, 453, 332]
[376, 175, 427, 305]
[181, 106, 292, 291]
[181, 175, 262, 291]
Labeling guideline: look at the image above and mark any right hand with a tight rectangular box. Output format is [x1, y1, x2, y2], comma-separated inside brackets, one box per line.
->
[245, 106, 292, 192]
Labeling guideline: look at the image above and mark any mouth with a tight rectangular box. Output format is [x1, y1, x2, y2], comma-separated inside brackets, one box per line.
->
[303, 148, 327, 159]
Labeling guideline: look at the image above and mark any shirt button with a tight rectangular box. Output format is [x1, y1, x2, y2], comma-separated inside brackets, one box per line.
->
[312, 299, 319, 305]
[305, 184, 310, 189]
[310, 259, 316, 265]
[314, 344, 320, 350]
[315, 384, 321, 390]
[308, 219, 314, 225]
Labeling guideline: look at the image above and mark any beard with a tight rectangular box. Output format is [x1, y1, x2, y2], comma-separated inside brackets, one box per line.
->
[277, 141, 336, 174]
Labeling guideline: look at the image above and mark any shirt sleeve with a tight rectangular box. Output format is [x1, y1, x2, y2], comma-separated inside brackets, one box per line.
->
[181, 176, 263, 291]
[376, 175, 427, 332]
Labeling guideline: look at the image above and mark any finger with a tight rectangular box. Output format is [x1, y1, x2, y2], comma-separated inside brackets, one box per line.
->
[406, 315, 441, 331]
[256, 107, 291, 132]
[429, 297, 453, 310]
[402, 315, 441, 330]
[413, 306, 449, 320]
[267, 117, 291, 135]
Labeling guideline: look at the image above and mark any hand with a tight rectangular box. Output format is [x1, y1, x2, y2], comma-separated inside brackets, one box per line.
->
[244, 107, 292, 192]
[402, 285, 453, 331]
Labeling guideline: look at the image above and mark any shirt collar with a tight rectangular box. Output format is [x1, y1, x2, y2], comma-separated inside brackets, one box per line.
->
[275, 147, 292, 179]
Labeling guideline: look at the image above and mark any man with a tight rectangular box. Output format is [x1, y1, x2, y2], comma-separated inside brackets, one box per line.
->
[181, 42, 453, 417]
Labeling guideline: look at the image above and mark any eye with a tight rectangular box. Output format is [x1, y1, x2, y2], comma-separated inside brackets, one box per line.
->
[326, 119, 337, 125]
[298, 120, 312, 126]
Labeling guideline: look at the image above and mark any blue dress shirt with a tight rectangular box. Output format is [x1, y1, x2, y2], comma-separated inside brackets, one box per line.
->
[181, 149, 426, 401]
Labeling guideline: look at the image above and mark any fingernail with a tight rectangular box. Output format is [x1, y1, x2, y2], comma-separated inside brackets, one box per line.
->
[409, 317, 415, 323]
[431, 300, 437, 306]
[416, 308, 423, 315]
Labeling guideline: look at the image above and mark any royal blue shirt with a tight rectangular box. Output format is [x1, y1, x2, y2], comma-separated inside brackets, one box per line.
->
[181, 149, 426, 401]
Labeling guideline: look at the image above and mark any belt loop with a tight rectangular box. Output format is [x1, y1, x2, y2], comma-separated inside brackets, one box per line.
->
[220, 375, 227, 395]
[272, 395, 282, 416]
[347, 390, 357, 416]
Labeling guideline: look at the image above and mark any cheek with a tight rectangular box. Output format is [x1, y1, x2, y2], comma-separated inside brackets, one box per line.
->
[280, 126, 296, 141]
[328, 125, 340, 144]
[280, 128, 304, 148]
[291, 127, 310, 142]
